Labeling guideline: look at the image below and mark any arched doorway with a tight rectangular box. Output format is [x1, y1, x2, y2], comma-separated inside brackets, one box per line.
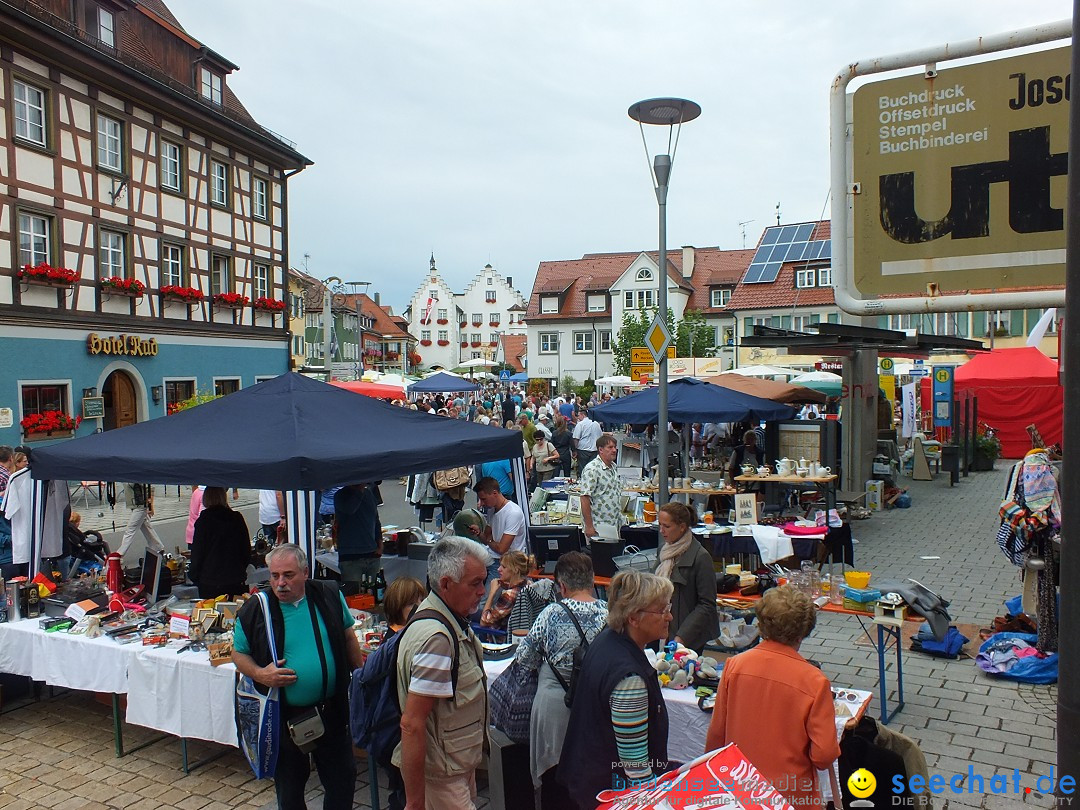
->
[102, 370, 138, 431]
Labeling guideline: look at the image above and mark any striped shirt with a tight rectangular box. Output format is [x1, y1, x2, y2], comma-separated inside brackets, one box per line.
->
[610, 674, 652, 780]
[407, 630, 454, 698]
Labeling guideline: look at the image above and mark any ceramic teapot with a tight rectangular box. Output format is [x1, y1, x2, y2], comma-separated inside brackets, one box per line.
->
[740, 463, 756, 476]
[776, 458, 795, 476]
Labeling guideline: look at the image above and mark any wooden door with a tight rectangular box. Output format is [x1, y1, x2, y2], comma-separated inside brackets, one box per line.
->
[111, 372, 137, 429]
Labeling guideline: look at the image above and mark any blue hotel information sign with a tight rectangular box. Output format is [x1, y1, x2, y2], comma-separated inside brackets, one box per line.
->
[932, 366, 954, 428]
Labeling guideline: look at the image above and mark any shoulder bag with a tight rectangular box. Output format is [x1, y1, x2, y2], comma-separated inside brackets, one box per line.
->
[235, 592, 282, 779]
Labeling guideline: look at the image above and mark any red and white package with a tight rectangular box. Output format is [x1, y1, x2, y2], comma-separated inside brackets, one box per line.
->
[594, 744, 796, 810]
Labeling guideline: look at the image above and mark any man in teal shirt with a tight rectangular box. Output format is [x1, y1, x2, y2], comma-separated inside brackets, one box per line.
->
[233, 545, 363, 810]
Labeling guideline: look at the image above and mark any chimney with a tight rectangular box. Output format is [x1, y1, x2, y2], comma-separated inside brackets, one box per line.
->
[374, 292, 380, 305]
[681, 246, 695, 279]
[506, 276, 513, 288]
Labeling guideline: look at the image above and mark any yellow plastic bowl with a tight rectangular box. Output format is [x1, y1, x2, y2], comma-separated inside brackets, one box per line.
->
[844, 571, 871, 589]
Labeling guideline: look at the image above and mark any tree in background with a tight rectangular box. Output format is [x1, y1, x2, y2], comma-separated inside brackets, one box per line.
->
[559, 373, 577, 396]
[675, 309, 717, 358]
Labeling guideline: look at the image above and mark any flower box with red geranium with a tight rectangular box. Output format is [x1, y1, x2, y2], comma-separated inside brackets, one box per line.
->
[489, 321, 500, 327]
[18, 262, 79, 287]
[213, 292, 249, 309]
[472, 320, 482, 327]
[420, 339, 432, 346]
[387, 352, 400, 360]
[101, 276, 146, 298]
[437, 339, 450, 346]
[460, 341, 469, 347]
[489, 341, 498, 347]
[459, 321, 468, 328]
[253, 297, 287, 312]
[437, 318, 448, 325]
[161, 285, 204, 303]
[21, 410, 82, 437]
[471, 341, 482, 348]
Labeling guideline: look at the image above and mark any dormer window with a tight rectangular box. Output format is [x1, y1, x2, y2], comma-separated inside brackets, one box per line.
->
[200, 67, 223, 105]
[635, 268, 653, 282]
[98, 8, 115, 47]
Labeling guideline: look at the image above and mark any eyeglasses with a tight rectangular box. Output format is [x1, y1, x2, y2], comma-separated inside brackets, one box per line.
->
[639, 604, 672, 616]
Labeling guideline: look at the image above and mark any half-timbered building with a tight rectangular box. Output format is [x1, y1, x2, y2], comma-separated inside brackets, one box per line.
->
[0, 0, 310, 445]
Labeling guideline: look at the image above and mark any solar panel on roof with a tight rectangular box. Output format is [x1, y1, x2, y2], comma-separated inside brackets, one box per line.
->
[742, 225, 831, 284]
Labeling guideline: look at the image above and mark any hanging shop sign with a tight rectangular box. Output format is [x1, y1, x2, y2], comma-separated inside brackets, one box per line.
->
[86, 333, 159, 357]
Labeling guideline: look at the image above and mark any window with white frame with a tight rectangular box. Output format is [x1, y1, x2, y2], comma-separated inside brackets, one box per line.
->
[639, 290, 656, 309]
[636, 268, 653, 281]
[214, 378, 240, 396]
[472, 352, 481, 359]
[98, 8, 115, 47]
[817, 267, 833, 287]
[485, 290, 496, 303]
[18, 212, 51, 266]
[165, 380, 195, 411]
[292, 335, 305, 355]
[421, 330, 431, 341]
[471, 332, 481, 343]
[710, 288, 731, 307]
[200, 67, 223, 105]
[989, 311, 1011, 333]
[211, 161, 228, 206]
[253, 264, 269, 299]
[439, 330, 448, 341]
[97, 114, 123, 171]
[539, 333, 559, 353]
[160, 141, 182, 192]
[599, 330, 612, 352]
[161, 244, 184, 287]
[472, 312, 482, 323]
[253, 177, 268, 219]
[211, 255, 230, 296]
[574, 331, 593, 353]
[489, 333, 498, 343]
[99, 230, 125, 278]
[437, 308, 447, 321]
[429, 289, 438, 299]
[587, 294, 606, 311]
[14, 79, 47, 146]
[795, 268, 816, 288]
[540, 297, 558, 314]
[792, 315, 813, 332]
[489, 313, 500, 324]
[487, 277, 493, 285]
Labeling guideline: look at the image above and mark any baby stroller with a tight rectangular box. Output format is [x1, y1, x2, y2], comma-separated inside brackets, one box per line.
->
[63, 521, 110, 578]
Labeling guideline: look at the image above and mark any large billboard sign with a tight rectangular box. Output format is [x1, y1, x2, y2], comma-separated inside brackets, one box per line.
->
[851, 46, 1069, 297]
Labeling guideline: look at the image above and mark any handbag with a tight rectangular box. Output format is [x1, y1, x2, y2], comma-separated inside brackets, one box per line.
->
[488, 658, 538, 744]
[235, 592, 281, 779]
[433, 467, 470, 492]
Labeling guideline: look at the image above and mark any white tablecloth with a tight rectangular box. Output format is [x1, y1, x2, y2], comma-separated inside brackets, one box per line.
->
[0, 619, 131, 694]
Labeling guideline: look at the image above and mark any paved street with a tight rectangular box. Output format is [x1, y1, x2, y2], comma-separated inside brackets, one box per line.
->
[2, 462, 1058, 810]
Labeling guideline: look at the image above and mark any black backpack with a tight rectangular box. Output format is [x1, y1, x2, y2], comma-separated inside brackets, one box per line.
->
[547, 602, 590, 708]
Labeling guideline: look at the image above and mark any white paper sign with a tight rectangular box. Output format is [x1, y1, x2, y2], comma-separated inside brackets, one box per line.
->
[734, 493, 758, 526]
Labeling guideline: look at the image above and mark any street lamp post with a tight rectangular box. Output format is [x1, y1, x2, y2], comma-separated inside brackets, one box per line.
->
[322, 275, 343, 381]
[628, 97, 700, 506]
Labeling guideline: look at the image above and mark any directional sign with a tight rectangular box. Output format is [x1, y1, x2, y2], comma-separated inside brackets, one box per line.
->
[645, 314, 673, 364]
[630, 365, 653, 383]
[631, 347, 653, 364]
[908, 367, 929, 377]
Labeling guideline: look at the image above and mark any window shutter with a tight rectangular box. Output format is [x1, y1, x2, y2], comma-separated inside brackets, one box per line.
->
[955, 312, 969, 337]
[781, 315, 791, 329]
[877, 316, 889, 329]
[1024, 309, 1041, 336]
[744, 317, 753, 336]
[1009, 310, 1024, 336]
[827, 313, 839, 324]
[972, 311, 987, 336]
[770, 316, 780, 328]
[810, 313, 820, 325]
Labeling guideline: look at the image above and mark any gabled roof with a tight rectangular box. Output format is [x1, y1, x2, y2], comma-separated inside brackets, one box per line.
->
[527, 247, 754, 321]
[725, 220, 833, 312]
[500, 334, 527, 372]
[352, 294, 415, 342]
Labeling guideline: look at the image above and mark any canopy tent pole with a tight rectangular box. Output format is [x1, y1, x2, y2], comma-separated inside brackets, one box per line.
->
[284, 490, 319, 578]
[510, 456, 531, 537]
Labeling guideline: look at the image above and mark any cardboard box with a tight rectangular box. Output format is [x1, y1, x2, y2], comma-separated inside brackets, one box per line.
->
[865, 479, 884, 510]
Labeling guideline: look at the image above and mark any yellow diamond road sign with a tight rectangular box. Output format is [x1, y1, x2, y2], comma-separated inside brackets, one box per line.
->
[645, 315, 672, 364]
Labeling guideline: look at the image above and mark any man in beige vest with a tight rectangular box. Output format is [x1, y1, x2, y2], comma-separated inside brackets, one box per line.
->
[393, 537, 490, 809]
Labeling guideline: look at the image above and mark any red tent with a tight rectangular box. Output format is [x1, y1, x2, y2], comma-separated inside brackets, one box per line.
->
[330, 379, 406, 399]
[954, 347, 1062, 458]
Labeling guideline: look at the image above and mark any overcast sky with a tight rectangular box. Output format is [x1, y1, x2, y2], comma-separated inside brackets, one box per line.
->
[175, 1, 1070, 313]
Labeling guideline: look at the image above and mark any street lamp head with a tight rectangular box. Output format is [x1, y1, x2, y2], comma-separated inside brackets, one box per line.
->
[627, 98, 701, 126]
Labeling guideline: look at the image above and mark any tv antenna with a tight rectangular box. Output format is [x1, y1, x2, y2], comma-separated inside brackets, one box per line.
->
[737, 220, 754, 249]
[775, 202, 781, 226]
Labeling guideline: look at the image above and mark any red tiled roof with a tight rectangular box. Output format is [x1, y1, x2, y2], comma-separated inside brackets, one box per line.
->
[352, 294, 414, 341]
[137, 0, 188, 33]
[527, 248, 752, 321]
[500, 334, 527, 372]
[726, 220, 833, 311]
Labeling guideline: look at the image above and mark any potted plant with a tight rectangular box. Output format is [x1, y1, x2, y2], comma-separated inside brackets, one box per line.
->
[21, 410, 82, 437]
[470, 341, 482, 348]
[460, 340, 469, 347]
[162, 285, 204, 303]
[437, 339, 450, 346]
[420, 339, 432, 346]
[437, 318, 448, 325]
[972, 425, 1001, 471]
[213, 292, 249, 308]
[253, 297, 287, 312]
[18, 262, 79, 287]
[459, 320, 467, 328]
[101, 276, 146, 297]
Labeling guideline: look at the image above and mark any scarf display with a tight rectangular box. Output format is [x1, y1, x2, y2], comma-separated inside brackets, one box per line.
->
[656, 528, 693, 580]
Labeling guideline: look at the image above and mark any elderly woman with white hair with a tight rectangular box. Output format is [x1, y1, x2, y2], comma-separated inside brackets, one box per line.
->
[557, 570, 673, 809]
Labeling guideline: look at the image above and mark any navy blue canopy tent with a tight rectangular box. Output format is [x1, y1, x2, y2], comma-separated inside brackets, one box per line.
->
[28, 374, 525, 575]
[408, 372, 480, 393]
[590, 377, 798, 424]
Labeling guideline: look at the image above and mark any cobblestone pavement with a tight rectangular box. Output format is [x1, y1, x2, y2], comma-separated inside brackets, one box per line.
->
[72, 486, 261, 536]
[2, 463, 1056, 809]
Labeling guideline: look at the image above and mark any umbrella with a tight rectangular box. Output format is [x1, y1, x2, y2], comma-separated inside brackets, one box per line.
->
[725, 364, 799, 378]
[706, 374, 825, 405]
[408, 371, 481, 393]
[330, 379, 406, 399]
[458, 358, 497, 368]
[590, 377, 797, 425]
[594, 375, 633, 386]
[789, 371, 843, 396]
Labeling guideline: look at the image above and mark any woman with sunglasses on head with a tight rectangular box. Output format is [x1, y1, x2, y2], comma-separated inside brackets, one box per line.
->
[557, 570, 673, 809]
[706, 585, 840, 808]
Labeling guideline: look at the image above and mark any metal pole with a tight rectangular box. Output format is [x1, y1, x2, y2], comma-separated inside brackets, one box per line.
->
[322, 285, 332, 382]
[1057, 0, 1080, 795]
[656, 154, 670, 506]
